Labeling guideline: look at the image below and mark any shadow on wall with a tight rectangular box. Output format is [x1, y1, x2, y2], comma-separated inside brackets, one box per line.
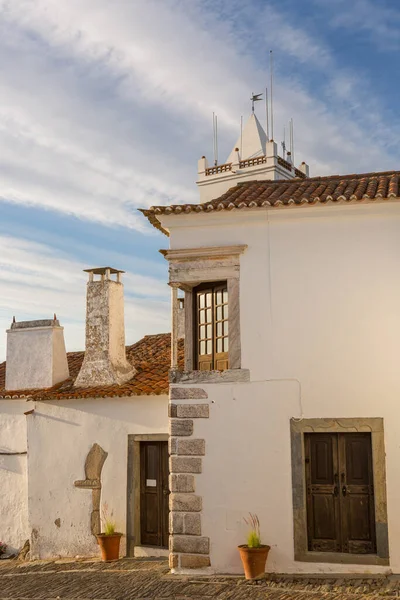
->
[0, 453, 27, 475]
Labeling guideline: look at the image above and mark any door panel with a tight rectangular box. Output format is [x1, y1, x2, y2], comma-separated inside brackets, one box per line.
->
[305, 433, 341, 552]
[140, 442, 169, 547]
[341, 433, 376, 554]
[305, 432, 376, 555]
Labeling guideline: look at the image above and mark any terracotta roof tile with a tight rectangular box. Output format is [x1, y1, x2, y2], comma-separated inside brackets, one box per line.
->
[0, 333, 184, 400]
[140, 170, 400, 234]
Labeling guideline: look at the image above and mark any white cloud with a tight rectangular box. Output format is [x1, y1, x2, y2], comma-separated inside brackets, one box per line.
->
[0, 235, 170, 361]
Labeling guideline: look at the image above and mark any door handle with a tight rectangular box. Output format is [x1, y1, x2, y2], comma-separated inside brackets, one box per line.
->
[342, 485, 347, 496]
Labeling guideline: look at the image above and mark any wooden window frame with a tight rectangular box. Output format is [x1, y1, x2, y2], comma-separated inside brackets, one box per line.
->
[193, 281, 229, 371]
[161, 245, 248, 379]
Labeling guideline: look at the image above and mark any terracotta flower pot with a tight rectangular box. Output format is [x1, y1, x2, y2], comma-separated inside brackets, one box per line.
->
[96, 533, 122, 561]
[238, 544, 270, 580]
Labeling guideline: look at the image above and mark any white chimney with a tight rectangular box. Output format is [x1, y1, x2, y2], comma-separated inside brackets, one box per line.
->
[75, 267, 135, 388]
[5, 317, 69, 391]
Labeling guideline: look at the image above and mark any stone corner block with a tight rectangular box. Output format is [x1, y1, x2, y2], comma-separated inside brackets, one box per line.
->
[169, 437, 177, 456]
[170, 387, 208, 400]
[177, 438, 205, 456]
[180, 554, 211, 569]
[170, 473, 195, 493]
[169, 419, 193, 437]
[170, 456, 202, 474]
[176, 404, 209, 419]
[169, 404, 178, 418]
[170, 493, 202, 512]
[169, 553, 179, 569]
[171, 535, 210, 555]
[183, 512, 202, 536]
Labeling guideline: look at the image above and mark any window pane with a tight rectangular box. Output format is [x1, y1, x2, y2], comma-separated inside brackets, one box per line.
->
[224, 338, 229, 351]
[199, 325, 205, 339]
[207, 340, 212, 354]
[200, 310, 205, 324]
[206, 293, 212, 307]
[207, 324, 212, 338]
[223, 289, 228, 303]
[217, 322, 223, 336]
[216, 290, 222, 304]
[224, 321, 229, 335]
[206, 308, 212, 322]
[216, 306, 222, 320]
[217, 338, 223, 353]
[224, 305, 228, 318]
[200, 341, 206, 355]
[199, 294, 205, 308]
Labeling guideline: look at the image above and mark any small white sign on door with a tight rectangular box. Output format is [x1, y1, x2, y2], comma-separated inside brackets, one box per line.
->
[146, 479, 157, 487]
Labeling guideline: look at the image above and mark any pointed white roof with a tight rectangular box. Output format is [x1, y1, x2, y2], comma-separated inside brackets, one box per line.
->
[226, 113, 268, 163]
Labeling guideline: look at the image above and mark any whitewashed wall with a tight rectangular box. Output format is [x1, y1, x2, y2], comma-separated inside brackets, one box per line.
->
[26, 395, 168, 559]
[0, 399, 31, 554]
[163, 201, 400, 574]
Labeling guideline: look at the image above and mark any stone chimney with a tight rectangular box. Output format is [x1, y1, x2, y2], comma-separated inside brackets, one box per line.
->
[5, 316, 69, 390]
[75, 267, 135, 388]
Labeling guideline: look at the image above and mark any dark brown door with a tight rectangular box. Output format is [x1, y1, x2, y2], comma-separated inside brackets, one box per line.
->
[305, 432, 376, 555]
[140, 442, 169, 547]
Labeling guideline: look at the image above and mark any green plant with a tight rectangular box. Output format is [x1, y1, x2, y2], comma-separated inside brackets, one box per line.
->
[101, 502, 116, 535]
[244, 513, 261, 548]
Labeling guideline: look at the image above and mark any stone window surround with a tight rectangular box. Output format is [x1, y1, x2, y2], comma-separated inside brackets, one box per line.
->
[160, 245, 248, 380]
[290, 417, 389, 566]
[127, 433, 169, 556]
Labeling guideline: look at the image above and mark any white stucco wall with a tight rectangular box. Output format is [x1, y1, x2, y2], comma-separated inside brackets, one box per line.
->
[0, 400, 31, 554]
[26, 394, 168, 559]
[163, 201, 400, 574]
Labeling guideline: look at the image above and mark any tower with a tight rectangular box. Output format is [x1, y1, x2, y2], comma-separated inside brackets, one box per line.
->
[196, 112, 310, 204]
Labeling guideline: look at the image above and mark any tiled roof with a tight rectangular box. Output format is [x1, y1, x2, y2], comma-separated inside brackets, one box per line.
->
[0, 333, 183, 400]
[140, 170, 400, 234]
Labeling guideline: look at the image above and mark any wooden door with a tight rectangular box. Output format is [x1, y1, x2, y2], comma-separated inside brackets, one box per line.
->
[140, 442, 169, 547]
[305, 432, 376, 555]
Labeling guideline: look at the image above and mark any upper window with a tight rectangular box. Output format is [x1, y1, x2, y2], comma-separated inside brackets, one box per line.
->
[195, 282, 229, 371]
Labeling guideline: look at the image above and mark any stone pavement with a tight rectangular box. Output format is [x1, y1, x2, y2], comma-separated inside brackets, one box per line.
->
[0, 557, 400, 599]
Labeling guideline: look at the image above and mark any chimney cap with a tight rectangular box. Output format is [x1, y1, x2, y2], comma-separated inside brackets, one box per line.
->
[10, 318, 60, 330]
[83, 267, 125, 275]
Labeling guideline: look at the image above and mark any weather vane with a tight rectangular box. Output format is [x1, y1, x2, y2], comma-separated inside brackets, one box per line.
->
[251, 92, 263, 113]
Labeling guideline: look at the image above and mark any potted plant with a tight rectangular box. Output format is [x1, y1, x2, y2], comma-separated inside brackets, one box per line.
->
[238, 513, 270, 580]
[96, 503, 122, 562]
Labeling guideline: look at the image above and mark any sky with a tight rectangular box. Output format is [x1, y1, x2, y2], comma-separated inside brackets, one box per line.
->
[0, 0, 399, 361]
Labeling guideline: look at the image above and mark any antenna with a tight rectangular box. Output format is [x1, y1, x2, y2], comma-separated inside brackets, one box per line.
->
[290, 118, 295, 164]
[215, 114, 218, 165]
[212, 112, 218, 166]
[240, 115, 243, 156]
[270, 50, 274, 140]
[265, 86, 270, 140]
[281, 126, 286, 159]
[212, 112, 215, 165]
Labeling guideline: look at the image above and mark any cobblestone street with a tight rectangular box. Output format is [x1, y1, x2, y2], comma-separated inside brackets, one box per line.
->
[1, 558, 400, 600]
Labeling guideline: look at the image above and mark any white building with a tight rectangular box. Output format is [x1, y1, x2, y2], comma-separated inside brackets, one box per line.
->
[0, 267, 180, 559]
[2, 107, 400, 577]
[142, 110, 400, 575]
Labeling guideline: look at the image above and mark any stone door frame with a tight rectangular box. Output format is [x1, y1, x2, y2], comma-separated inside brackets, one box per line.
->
[126, 433, 169, 557]
[290, 417, 389, 565]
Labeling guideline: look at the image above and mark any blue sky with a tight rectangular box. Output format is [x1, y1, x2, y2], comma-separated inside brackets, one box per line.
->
[0, 0, 399, 360]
